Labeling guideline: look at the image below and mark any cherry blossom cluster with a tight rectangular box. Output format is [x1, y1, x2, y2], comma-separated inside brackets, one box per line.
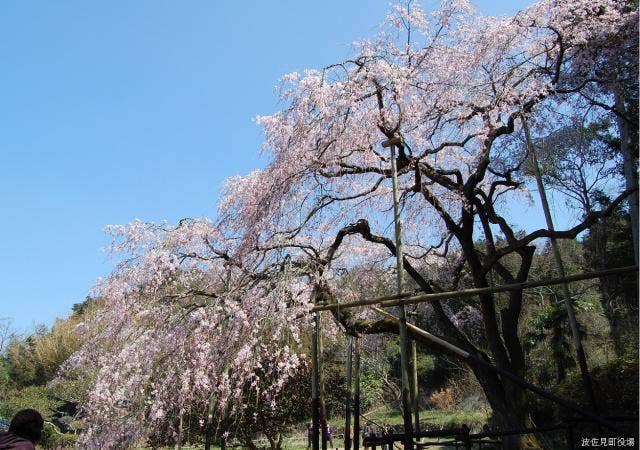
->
[228, 0, 635, 256]
[63, 220, 313, 448]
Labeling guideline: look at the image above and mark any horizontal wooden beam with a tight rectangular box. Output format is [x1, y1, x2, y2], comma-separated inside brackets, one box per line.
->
[311, 265, 638, 312]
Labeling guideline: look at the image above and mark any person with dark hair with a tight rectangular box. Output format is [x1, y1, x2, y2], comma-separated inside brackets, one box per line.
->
[323, 424, 333, 448]
[0, 409, 44, 450]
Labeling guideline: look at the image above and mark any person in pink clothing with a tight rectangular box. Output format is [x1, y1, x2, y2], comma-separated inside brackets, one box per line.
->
[0, 409, 44, 450]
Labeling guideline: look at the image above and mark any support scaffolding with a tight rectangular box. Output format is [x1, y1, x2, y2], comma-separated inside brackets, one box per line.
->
[306, 132, 637, 449]
[309, 265, 638, 446]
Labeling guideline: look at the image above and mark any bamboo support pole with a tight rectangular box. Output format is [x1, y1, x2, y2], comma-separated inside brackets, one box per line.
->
[353, 337, 361, 450]
[523, 117, 599, 414]
[411, 341, 420, 434]
[311, 265, 637, 313]
[386, 137, 414, 450]
[345, 336, 353, 450]
[311, 313, 320, 450]
[318, 313, 328, 450]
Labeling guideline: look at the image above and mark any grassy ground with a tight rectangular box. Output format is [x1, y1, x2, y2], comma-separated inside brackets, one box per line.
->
[336, 406, 488, 430]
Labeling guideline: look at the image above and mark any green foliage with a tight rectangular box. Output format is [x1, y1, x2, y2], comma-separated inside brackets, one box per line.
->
[523, 296, 600, 352]
[5, 317, 81, 388]
[70, 296, 100, 316]
[48, 376, 92, 407]
[321, 361, 346, 418]
[0, 385, 61, 419]
[518, 236, 617, 388]
[414, 352, 435, 374]
[0, 359, 12, 392]
[5, 337, 43, 386]
[0, 305, 92, 446]
[582, 199, 638, 355]
[40, 421, 77, 449]
[359, 370, 384, 411]
[555, 353, 639, 415]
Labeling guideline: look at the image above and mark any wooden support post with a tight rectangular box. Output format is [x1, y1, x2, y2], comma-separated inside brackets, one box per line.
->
[523, 117, 599, 414]
[411, 341, 420, 435]
[311, 266, 638, 313]
[319, 313, 328, 450]
[345, 336, 354, 450]
[312, 313, 320, 450]
[354, 337, 361, 450]
[398, 307, 414, 449]
[386, 138, 414, 450]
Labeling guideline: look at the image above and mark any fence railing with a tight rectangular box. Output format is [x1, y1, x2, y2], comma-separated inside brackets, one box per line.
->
[361, 416, 639, 450]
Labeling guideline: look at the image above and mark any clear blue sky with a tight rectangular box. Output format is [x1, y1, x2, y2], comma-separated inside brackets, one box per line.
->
[1, 0, 543, 332]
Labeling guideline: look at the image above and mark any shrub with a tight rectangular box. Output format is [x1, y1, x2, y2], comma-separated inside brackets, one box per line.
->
[429, 386, 457, 412]
[41, 422, 77, 449]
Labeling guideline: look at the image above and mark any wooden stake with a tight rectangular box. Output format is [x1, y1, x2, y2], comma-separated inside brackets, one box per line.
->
[353, 337, 361, 450]
[319, 312, 328, 450]
[389, 141, 414, 450]
[311, 266, 637, 313]
[311, 313, 320, 450]
[523, 117, 599, 414]
[345, 336, 353, 450]
[411, 341, 420, 434]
